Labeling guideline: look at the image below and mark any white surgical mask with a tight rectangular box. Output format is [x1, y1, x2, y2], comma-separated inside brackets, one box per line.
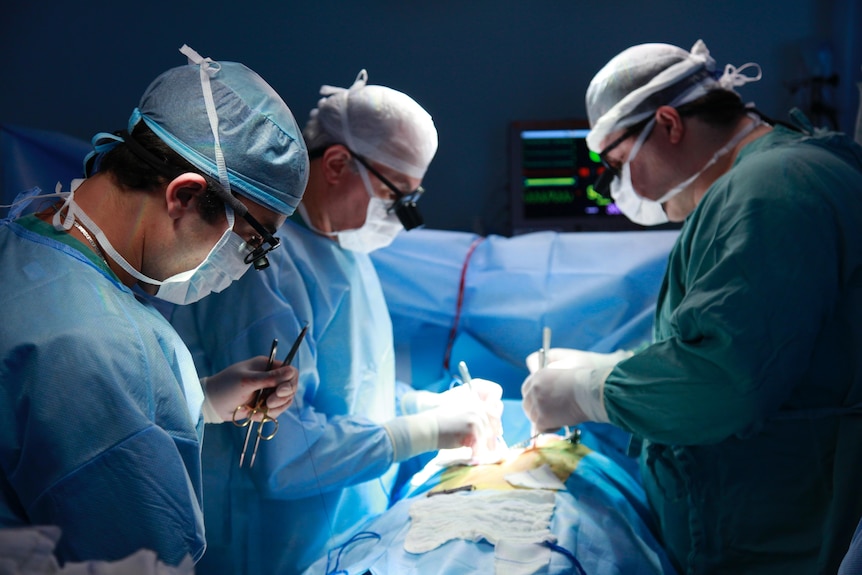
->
[53, 182, 252, 305]
[331, 163, 403, 253]
[610, 119, 669, 226]
[611, 114, 763, 226]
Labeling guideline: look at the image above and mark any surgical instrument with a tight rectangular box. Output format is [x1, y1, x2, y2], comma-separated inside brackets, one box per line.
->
[234, 338, 279, 468]
[532, 327, 552, 448]
[233, 325, 308, 467]
[458, 360, 473, 390]
[511, 427, 581, 450]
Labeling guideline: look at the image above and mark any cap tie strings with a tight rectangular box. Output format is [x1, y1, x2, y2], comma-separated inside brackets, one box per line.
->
[719, 62, 763, 90]
[179, 44, 231, 196]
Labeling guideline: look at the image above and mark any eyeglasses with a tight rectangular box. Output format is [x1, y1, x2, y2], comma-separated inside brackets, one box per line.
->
[234, 206, 281, 271]
[350, 153, 425, 230]
[593, 117, 653, 199]
[206, 186, 281, 271]
[181, 176, 280, 271]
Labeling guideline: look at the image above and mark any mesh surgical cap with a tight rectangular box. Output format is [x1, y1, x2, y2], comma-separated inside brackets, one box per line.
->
[127, 45, 309, 216]
[585, 39, 761, 152]
[304, 70, 438, 179]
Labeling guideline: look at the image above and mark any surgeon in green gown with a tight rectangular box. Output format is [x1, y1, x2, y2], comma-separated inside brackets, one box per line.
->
[521, 39, 862, 575]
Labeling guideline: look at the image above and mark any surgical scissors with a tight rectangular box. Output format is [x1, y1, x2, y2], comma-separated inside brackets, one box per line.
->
[233, 325, 308, 468]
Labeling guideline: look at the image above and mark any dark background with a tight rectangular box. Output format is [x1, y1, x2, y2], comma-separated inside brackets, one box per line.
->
[2, 0, 860, 234]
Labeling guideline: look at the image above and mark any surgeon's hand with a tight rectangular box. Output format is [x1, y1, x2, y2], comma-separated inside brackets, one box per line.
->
[401, 378, 503, 411]
[201, 356, 299, 423]
[526, 348, 633, 374]
[441, 379, 503, 410]
[431, 408, 489, 450]
[384, 403, 499, 462]
[522, 364, 615, 431]
[401, 379, 504, 436]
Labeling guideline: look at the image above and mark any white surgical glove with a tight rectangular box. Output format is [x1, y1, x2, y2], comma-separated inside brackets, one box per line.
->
[521, 348, 633, 431]
[384, 406, 495, 462]
[0, 525, 195, 574]
[526, 348, 633, 374]
[400, 378, 504, 440]
[401, 378, 503, 414]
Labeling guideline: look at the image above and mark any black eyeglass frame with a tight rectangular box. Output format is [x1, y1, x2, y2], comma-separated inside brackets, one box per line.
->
[593, 116, 654, 199]
[114, 130, 281, 270]
[349, 153, 425, 231]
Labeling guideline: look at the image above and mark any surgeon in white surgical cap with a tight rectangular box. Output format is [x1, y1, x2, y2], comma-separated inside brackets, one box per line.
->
[171, 70, 503, 575]
[522, 39, 862, 575]
[0, 45, 308, 565]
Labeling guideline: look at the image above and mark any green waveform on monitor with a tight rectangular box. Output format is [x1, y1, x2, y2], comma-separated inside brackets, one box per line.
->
[524, 189, 574, 205]
[586, 184, 612, 206]
[524, 177, 576, 187]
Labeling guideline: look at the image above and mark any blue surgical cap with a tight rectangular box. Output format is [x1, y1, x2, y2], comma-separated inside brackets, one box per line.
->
[128, 48, 309, 216]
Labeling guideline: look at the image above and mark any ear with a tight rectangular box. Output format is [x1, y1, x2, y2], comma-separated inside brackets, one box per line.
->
[321, 145, 353, 185]
[164, 173, 209, 220]
[655, 106, 685, 145]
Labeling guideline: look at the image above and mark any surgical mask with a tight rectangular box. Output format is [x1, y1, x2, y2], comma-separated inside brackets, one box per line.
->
[331, 163, 404, 253]
[52, 182, 252, 305]
[611, 114, 763, 226]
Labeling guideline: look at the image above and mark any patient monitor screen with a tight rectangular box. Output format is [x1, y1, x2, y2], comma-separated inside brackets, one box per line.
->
[508, 120, 648, 234]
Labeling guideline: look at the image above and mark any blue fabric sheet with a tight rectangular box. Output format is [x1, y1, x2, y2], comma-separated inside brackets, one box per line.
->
[302, 420, 677, 575]
[371, 228, 677, 397]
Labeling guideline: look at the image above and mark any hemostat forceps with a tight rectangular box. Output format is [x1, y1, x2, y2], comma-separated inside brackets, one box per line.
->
[233, 325, 308, 468]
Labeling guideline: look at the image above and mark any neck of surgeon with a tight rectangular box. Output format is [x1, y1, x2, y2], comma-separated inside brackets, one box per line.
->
[658, 107, 771, 222]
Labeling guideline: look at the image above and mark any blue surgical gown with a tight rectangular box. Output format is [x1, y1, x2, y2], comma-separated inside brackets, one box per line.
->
[170, 218, 399, 575]
[0, 214, 206, 565]
[604, 124, 862, 574]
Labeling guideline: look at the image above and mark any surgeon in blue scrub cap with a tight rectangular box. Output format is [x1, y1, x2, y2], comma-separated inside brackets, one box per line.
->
[0, 45, 308, 565]
[172, 69, 503, 575]
[522, 40, 862, 574]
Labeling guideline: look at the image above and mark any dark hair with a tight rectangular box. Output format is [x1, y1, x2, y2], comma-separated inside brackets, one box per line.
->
[97, 123, 226, 223]
[675, 89, 749, 126]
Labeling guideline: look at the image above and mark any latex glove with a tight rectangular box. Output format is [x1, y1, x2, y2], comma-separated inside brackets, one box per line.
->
[526, 347, 633, 374]
[443, 379, 504, 439]
[201, 356, 298, 423]
[401, 378, 503, 413]
[0, 525, 195, 574]
[400, 378, 504, 439]
[383, 405, 496, 462]
[521, 364, 616, 431]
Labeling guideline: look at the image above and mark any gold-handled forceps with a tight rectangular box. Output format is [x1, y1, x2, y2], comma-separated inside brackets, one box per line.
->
[233, 325, 308, 468]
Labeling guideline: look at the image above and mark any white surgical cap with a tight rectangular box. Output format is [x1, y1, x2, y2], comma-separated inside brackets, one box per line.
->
[128, 46, 309, 216]
[585, 40, 762, 152]
[306, 70, 438, 179]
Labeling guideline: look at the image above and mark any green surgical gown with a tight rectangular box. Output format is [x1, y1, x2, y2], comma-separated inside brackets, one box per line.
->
[604, 124, 862, 574]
